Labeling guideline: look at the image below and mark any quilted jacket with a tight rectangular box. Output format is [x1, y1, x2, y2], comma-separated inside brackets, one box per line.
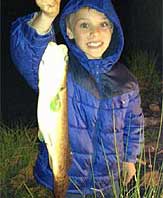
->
[10, 0, 144, 196]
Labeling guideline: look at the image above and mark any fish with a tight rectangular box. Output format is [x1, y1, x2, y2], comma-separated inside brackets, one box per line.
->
[37, 42, 70, 198]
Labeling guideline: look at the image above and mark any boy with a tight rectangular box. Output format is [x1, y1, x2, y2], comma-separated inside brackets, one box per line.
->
[10, 0, 144, 197]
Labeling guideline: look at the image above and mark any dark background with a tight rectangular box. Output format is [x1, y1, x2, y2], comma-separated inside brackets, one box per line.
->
[1, 0, 162, 127]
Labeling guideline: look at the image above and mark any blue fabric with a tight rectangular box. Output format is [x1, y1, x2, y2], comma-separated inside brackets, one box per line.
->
[10, 13, 55, 91]
[60, 0, 124, 76]
[10, 0, 144, 196]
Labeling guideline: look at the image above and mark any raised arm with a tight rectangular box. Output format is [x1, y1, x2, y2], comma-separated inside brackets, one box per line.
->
[32, 0, 61, 34]
[10, 0, 61, 91]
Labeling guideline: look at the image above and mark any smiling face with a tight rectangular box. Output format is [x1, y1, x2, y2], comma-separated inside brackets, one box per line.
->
[66, 7, 113, 59]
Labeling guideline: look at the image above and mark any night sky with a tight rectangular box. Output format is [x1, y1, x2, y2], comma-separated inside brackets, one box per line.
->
[1, 0, 162, 126]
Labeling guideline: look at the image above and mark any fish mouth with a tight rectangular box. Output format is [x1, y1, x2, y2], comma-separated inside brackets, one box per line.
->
[87, 41, 103, 48]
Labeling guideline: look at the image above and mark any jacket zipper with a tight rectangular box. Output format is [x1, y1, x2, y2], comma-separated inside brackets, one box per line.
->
[85, 65, 101, 194]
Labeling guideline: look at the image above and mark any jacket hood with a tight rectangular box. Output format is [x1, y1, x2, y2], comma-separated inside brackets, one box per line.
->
[59, 0, 124, 75]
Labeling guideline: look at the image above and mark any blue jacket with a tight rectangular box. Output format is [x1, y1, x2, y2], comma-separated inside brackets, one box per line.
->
[10, 0, 144, 196]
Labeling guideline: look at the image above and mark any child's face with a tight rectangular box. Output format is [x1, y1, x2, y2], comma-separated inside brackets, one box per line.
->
[67, 7, 113, 59]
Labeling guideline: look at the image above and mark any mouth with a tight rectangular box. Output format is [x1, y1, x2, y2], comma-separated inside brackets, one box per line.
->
[87, 41, 103, 48]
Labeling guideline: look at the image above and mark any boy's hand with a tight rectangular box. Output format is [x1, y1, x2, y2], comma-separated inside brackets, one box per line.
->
[31, 0, 61, 34]
[36, 0, 61, 19]
[122, 162, 136, 186]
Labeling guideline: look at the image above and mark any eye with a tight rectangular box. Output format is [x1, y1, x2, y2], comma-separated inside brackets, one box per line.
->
[100, 21, 109, 28]
[80, 22, 89, 29]
[100, 21, 113, 29]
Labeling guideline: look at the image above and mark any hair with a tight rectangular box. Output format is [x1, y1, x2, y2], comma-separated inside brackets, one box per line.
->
[66, 7, 89, 29]
[65, 14, 74, 30]
[66, 7, 114, 31]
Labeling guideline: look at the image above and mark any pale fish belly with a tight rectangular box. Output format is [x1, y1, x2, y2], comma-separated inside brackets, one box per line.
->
[37, 42, 70, 198]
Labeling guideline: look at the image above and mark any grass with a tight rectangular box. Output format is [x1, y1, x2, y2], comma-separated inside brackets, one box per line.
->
[0, 45, 163, 198]
[124, 50, 161, 108]
[0, 123, 53, 198]
[0, 104, 163, 197]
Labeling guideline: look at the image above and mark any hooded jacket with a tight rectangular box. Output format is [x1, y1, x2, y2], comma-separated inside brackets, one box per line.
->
[10, 0, 144, 196]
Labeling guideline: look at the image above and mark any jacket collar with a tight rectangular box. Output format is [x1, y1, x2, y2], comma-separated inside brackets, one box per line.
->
[59, 0, 124, 78]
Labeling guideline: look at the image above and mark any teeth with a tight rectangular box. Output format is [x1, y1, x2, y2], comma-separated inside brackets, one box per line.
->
[87, 42, 102, 47]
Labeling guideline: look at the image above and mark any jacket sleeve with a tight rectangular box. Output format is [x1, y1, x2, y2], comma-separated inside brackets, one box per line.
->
[123, 86, 144, 163]
[10, 13, 55, 91]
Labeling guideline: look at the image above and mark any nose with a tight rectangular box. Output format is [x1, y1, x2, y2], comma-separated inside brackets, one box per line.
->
[89, 26, 100, 37]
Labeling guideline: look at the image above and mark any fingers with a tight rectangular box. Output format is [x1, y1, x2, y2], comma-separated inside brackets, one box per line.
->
[122, 162, 136, 186]
[36, 0, 57, 6]
[56, 0, 61, 5]
[36, 0, 60, 8]
[123, 170, 135, 186]
[35, 0, 61, 18]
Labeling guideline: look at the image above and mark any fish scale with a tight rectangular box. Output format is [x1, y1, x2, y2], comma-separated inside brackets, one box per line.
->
[37, 42, 70, 198]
